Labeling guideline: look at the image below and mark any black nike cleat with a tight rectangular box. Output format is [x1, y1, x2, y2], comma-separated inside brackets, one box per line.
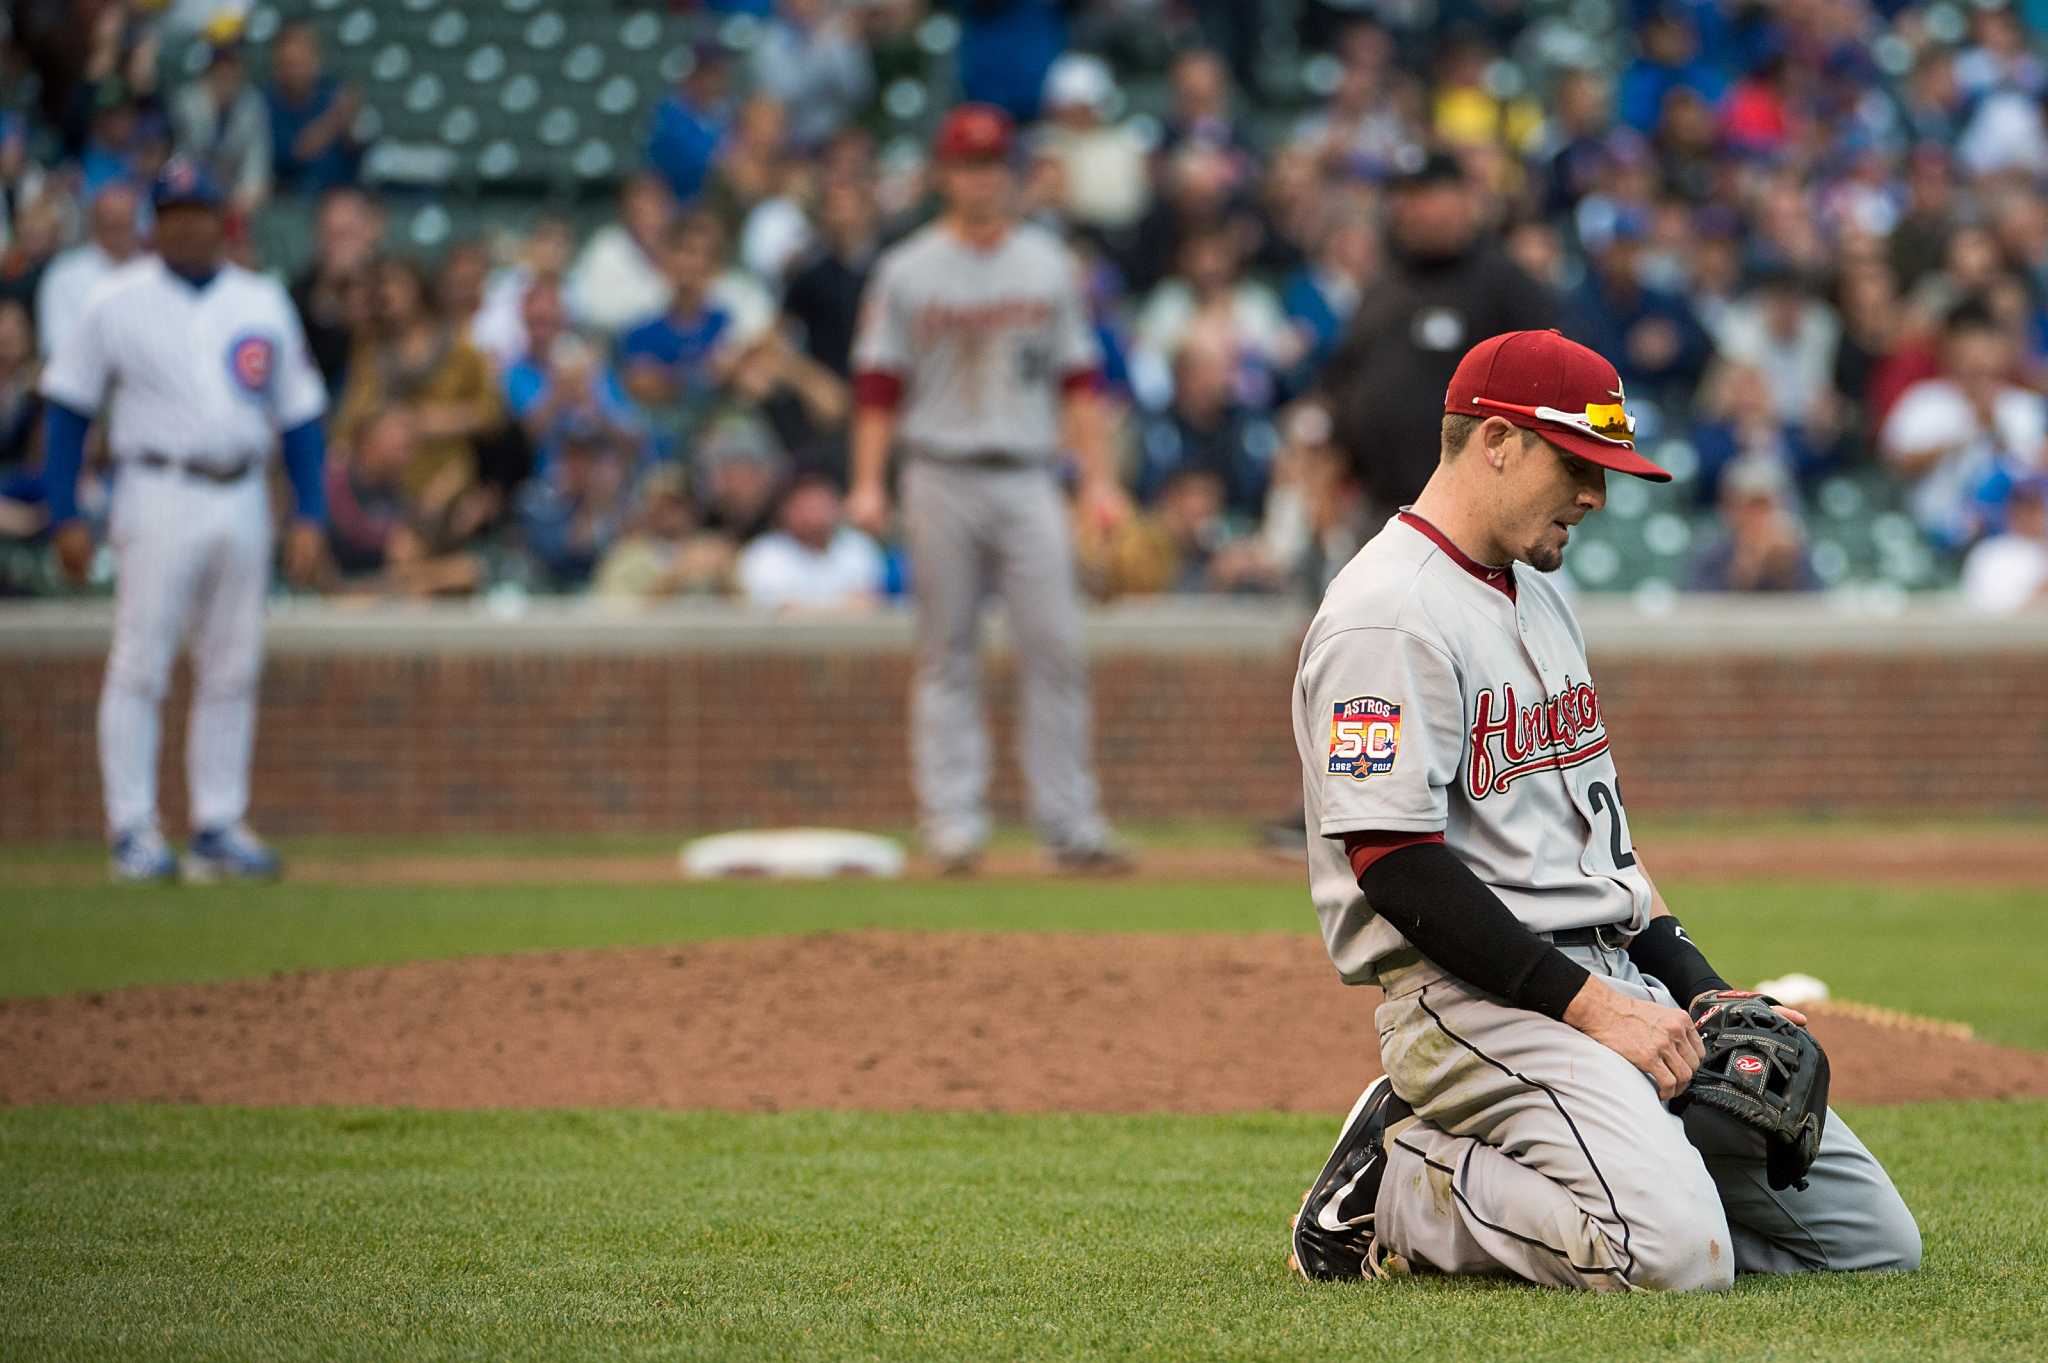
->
[1288, 1075, 1410, 1282]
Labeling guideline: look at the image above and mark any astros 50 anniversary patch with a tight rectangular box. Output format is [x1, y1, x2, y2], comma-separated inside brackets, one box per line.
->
[1328, 696, 1401, 781]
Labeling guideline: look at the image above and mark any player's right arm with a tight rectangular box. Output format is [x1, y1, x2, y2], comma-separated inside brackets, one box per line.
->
[846, 254, 909, 537]
[1304, 623, 1702, 1098]
[36, 283, 118, 582]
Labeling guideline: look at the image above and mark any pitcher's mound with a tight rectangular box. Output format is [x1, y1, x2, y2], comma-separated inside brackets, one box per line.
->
[3, 932, 2039, 1112]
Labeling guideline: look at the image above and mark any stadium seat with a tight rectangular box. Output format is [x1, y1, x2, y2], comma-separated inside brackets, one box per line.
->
[426, 10, 468, 49]
[523, 12, 568, 53]
[464, 45, 508, 85]
[562, 42, 606, 83]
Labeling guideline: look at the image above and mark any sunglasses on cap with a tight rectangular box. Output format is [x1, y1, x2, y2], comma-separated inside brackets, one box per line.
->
[1469, 395, 1637, 447]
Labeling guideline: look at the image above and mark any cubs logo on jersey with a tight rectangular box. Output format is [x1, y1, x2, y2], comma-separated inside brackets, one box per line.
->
[1328, 696, 1401, 781]
[227, 333, 277, 401]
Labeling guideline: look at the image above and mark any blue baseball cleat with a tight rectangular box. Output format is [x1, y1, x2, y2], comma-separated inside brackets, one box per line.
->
[183, 823, 283, 883]
[109, 828, 179, 883]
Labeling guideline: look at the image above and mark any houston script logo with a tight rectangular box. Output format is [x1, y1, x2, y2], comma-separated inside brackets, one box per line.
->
[1466, 679, 1609, 799]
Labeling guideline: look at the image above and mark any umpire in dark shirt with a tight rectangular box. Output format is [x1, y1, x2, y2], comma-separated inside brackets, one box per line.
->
[782, 176, 882, 377]
[1319, 150, 1557, 523]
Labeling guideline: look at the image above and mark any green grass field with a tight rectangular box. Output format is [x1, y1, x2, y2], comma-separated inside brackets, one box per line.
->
[4, 842, 2047, 1361]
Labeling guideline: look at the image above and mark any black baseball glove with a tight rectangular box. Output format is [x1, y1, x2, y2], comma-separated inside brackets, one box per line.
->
[1669, 991, 1830, 1191]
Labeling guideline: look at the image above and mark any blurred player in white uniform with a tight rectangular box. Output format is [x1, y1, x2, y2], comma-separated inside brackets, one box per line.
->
[41, 160, 329, 882]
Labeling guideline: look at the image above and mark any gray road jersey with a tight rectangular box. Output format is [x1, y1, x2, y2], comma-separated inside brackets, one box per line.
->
[852, 221, 1099, 460]
[1291, 513, 1653, 985]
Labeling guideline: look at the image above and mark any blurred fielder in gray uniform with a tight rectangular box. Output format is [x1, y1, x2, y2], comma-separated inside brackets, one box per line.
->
[1286, 330, 1919, 1290]
[849, 104, 1130, 873]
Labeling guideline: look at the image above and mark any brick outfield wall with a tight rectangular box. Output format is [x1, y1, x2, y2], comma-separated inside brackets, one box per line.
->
[5, 647, 2048, 841]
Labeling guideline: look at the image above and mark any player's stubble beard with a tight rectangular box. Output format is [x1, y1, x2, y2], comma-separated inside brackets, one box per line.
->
[1508, 434, 1589, 574]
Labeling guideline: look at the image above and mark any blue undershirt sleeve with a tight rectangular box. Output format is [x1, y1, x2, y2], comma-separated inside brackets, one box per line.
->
[280, 419, 328, 523]
[40, 400, 92, 527]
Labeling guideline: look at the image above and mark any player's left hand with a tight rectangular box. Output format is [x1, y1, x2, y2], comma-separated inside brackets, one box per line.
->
[1692, 988, 1806, 1030]
[53, 520, 94, 584]
[283, 520, 327, 587]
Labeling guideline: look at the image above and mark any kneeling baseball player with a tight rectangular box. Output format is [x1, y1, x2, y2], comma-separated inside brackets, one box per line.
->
[1286, 330, 1920, 1290]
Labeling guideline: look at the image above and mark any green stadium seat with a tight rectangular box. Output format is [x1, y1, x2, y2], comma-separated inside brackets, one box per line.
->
[426, 10, 468, 48]
[1642, 512, 1691, 558]
[572, 139, 617, 182]
[499, 74, 542, 115]
[405, 202, 453, 249]
[525, 13, 568, 51]
[477, 140, 522, 181]
[251, 194, 315, 274]
[403, 73, 444, 115]
[466, 45, 509, 85]
[370, 42, 411, 82]
[336, 9, 378, 48]
[1604, 477, 1651, 521]
[916, 13, 962, 55]
[538, 107, 579, 147]
[716, 15, 765, 53]
[1652, 439, 1698, 484]
[562, 42, 606, 83]
[616, 13, 663, 53]
[1817, 476, 1864, 519]
[1569, 539, 1622, 587]
[440, 106, 480, 146]
[882, 78, 930, 124]
[595, 75, 639, 117]
[1810, 539, 1850, 585]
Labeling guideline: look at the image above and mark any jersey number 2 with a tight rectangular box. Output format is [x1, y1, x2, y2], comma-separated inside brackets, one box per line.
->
[1587, 780, 1637, 869]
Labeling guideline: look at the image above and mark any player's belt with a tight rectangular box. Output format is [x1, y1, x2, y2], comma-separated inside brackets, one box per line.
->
[911, 445, 1048, 470]
[1543, 922, 1634, 950]
[134, 451, 257, 484]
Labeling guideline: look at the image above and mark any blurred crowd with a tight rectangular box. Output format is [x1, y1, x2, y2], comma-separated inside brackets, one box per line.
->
[4, 0, 2048, 612]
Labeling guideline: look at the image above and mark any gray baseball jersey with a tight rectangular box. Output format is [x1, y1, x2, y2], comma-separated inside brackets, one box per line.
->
[1291, 509, 1920, 1290]
[1291, 510, 1653, 984]
[851, 221, 1099, 459]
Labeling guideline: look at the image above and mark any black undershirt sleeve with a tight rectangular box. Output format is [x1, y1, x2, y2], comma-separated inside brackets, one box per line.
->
[1624, 914, 1732, 1008]
[1357, 842, 1590, 1020]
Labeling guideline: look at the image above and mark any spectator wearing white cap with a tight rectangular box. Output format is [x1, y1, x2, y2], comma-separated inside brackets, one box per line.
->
[1961, 476, 2048, 613]
[1036, 53, 1151, 233]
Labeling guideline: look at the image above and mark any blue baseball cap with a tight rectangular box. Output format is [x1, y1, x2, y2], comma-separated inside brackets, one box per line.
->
[151, 157, 224, 212]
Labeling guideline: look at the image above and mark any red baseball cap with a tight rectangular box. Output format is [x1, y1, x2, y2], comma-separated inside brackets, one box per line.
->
[934, 103, 1015, 163]
[1443, 330, 1671, 482]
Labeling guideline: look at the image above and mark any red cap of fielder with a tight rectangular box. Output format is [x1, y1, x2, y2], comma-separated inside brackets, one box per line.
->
[933, 103, 1015, 163]
[1443, 330, 1671, 482]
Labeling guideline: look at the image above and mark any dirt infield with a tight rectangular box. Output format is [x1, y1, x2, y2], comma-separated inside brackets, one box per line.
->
[4, 931, 2041, 1112]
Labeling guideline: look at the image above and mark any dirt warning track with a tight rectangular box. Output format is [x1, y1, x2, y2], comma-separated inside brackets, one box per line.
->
[4, 932, 2039, 1113]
